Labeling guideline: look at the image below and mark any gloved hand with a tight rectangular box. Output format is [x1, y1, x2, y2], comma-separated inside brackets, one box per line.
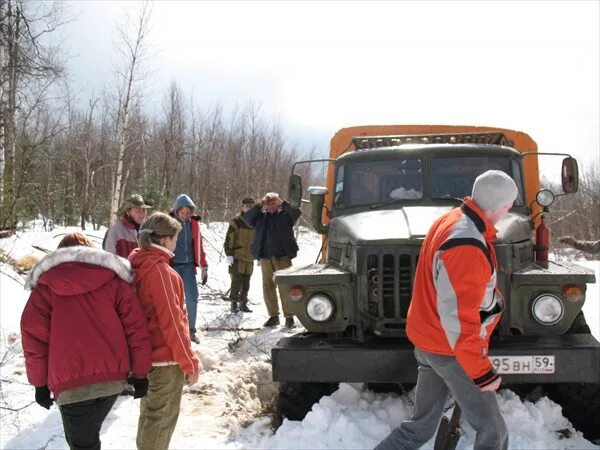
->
[201, 266, 208, 285]
[35, 385, 53, 409]
[480, 376, 502, 392]
[226, 256, 234, 266]
[127, 376, 149, 399]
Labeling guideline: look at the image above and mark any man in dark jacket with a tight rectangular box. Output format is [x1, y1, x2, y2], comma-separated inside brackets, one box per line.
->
[224, 197, 256, 313]
[244, 192, 302, 328]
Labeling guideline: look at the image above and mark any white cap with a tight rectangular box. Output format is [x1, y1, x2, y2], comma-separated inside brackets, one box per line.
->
[472, 170, 518, 211]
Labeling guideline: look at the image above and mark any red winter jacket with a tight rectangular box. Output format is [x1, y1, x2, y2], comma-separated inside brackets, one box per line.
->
[103, 218, 140, 258]
[21, 246, 152, 396]
[407, 198, 503, 389]
[129, 245, 201, 376]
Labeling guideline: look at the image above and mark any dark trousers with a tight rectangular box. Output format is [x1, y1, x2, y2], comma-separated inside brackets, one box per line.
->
[59, 394, 118, 450]
[230, 272, 251, 300]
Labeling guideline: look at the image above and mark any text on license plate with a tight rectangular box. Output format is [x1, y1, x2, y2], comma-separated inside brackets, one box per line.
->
[490, 355, 555, 374]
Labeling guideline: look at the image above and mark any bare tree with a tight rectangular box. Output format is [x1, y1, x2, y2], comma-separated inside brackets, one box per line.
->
[108, 1, 151, 224]
[0, 0, 65, 225]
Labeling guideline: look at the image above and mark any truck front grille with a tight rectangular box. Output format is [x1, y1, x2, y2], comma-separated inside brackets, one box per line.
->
[365, 250, 419, 321]
[328, 244, 343, 265]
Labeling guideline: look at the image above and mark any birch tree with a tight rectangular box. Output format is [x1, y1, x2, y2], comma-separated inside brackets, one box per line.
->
[108, 2, 151, 224]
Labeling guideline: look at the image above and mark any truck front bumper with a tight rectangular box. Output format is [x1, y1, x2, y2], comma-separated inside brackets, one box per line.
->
[272, 334, 600, 384]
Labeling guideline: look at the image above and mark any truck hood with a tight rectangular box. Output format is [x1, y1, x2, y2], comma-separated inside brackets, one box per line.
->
[328, 208, 531, 246]
[328, 207, 451, 245]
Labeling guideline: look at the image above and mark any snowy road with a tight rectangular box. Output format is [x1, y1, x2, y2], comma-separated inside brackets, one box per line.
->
[1, 223, 598, 449]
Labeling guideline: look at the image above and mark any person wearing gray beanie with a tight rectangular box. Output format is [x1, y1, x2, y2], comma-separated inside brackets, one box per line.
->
[375, 170, 514, 450]
[472, 170, 519, 212]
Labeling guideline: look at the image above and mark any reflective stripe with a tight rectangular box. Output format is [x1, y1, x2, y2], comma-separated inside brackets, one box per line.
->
[434, 208, 502, 348]
[434, 253, 461, 349]
[447, 213, 486, 244]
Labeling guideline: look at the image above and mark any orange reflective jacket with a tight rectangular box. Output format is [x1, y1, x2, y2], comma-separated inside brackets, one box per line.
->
[407, 197, 503, 388]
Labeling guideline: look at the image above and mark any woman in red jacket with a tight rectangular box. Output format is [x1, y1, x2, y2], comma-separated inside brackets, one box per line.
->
[21, 232, 152, 450]
[129, 212, 202, 450]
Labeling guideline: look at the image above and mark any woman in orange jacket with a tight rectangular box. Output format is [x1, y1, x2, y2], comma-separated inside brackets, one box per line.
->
[129, 212, 202, 450]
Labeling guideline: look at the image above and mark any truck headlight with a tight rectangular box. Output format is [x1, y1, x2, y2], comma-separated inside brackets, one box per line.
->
[306, 294, 334, 322]
[531, 294, 564, 325]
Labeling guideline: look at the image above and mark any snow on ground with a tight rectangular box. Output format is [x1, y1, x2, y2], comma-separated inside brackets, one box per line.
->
[1, 221, 599, 449]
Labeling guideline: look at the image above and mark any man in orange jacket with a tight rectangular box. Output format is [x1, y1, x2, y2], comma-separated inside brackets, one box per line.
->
[375, 170, 517, 450]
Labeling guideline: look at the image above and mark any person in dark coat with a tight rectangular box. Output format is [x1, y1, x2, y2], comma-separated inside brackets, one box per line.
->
[224, 197, 256, 313]
[21, 232, 152, 450]
[243, 192, 301, 328]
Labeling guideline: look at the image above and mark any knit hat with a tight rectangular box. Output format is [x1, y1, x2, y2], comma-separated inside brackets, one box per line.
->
[242, 197, 256, 205]
[472, 170, 518, 211]
[172, 194, 197, 212]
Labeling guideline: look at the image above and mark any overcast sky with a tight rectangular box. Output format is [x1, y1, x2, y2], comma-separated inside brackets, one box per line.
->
[63, 0, 599, 175]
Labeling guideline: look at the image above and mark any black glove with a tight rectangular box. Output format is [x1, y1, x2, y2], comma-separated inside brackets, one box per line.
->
[201, 266, 208, 285]
[127, 376, 149, 399]
[35, 385, 53, 409]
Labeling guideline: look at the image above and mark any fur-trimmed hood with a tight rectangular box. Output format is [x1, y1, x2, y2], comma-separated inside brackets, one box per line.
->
[26, 246, 134, 291]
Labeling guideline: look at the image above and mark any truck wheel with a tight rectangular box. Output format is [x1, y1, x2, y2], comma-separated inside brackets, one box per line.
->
[547, 311, 600, 440]
[277, 382, 338, 421]
[565, 311, 591, 334]
[547, 382, 600, 440]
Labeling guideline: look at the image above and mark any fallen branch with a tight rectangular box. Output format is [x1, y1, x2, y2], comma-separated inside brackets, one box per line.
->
[0, 400, 36, 412]
[201, 326, 261, 332]
[0, 268, 25, 286]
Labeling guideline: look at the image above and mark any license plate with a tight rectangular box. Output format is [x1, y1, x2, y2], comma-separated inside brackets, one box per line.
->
[490, 355, 555, 374]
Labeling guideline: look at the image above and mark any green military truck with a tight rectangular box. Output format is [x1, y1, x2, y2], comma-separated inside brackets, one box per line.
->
[272, 125, 599, 439]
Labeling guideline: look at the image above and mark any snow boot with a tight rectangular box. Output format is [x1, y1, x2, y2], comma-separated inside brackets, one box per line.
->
[230, 301, 239, 313]
[263, 316, 280, 327]
[284, 316, 296, 329]
[239, 301, 252, 313]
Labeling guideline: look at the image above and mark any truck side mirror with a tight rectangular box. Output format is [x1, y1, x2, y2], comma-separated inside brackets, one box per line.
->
[288, 174, 303, 208]
[307, 186, 329, 235]
[561, 157, 578, 194]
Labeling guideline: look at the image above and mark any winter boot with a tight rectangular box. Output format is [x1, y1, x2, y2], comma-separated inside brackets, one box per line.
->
[263, 316, 280, 327]
[239, 301, 252, 313]
[284, 316, 296, 329]
[230, 301, 239, 313]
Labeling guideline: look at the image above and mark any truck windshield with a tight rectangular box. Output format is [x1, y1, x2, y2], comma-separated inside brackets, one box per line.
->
[334, 159, 423, 207]
[431, 156, 524, 204]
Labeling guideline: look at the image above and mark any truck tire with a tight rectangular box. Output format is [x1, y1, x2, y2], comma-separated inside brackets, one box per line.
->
[547, 383, 600, 440]
[277, 382, 338, 421]
[547, 311, 600, 440]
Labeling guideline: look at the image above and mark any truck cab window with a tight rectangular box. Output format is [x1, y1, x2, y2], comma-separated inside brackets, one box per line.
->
[335, 159, 423, 208]
[431, 156, 524, 204]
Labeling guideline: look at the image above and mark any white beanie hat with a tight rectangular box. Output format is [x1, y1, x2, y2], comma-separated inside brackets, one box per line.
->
[472, 170, 518, 211]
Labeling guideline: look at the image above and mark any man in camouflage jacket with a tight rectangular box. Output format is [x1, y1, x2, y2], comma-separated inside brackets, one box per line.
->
[224, 197, 256, 312]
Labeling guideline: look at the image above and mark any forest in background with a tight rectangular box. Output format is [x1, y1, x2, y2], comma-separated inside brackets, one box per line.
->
[1, 1, 598, 246]
[0, 1, 319, 231]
